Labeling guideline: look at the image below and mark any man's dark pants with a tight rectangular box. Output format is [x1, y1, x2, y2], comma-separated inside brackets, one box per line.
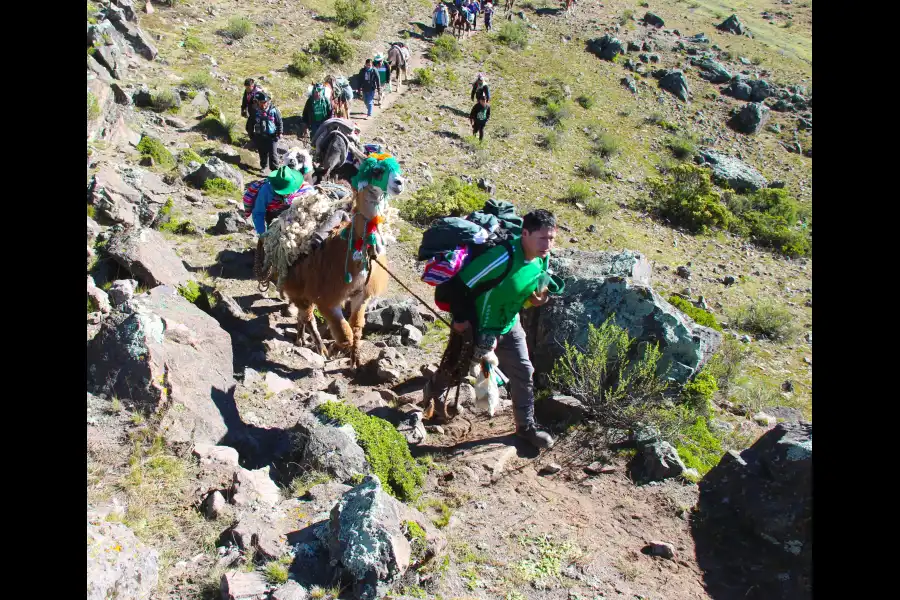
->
[255, 134, 279, 171]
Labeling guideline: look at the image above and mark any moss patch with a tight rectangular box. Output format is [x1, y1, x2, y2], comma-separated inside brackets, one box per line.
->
[177, 281, 202, 304]
[137, 136, 175, 169]
[314, 401, 424, 501]
[202, 178, 239, 196]
[668, 295, 723, 332]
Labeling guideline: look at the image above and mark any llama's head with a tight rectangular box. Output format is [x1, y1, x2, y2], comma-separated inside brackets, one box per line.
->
[284, 147, 313, 180]
[351, 154, 404, 198]
[355, 185, 387, 222]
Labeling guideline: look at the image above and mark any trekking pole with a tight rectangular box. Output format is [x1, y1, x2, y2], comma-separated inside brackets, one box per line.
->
[372, 257, 451, 328]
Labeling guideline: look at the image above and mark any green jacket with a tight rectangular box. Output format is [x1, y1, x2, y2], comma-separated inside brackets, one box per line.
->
[449, 237, 548, 335]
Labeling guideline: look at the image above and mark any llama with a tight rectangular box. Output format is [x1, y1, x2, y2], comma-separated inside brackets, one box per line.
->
[388, 44, 410, 94]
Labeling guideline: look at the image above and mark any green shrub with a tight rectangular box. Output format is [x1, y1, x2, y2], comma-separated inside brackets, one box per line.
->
[87, 204, 96, 219]
[582, 159, 614, 181]
[646, 163, 732, 233]
[584, 197, 613, 217]
[315, 401, 425, 501]
[540, 100, 571, 129]
[197, 114, 240, 144]
[564, 181, 593, 203]
[730, 299, 795, 341]
[398, 177, 488, 224]
[334, 0, 373, 28]
[137, 136, 175, 168]
[703, 336, 747, 391]
[183, 34, 206, 52]
[289, 52, 314, 77]
[675, 417, 723, 476]
[751, 56, 763, 66]
[178, 149, 204, 165]
[263, 556, 292, 585]
[182, 71, 213, 90]
[225, 16, 253, 40]
[549, 316, 671, 431]
[497, 21, 528, 49]
[725, 188, 811, 257]
[414, 67, 436, 87]
[288, 471, 332, 498]
[404, 520, 428, 562]
[310, 31, 353, 63]
[575, 94, 595, 109]
[427, 35, 462, 63]
[665, 134, 697, 160]
[88, 91, 101, 121]
[538, 129, 563, 151]
[150, 89, 180, 113]
[618, 9, 634, 25]
[680, 369, 718, 414]
[594, 132, 621, 159]
[646, 113, 679, 130]
[667, 295, 723, 332]
[177, 281, 202, 304]
[202, 177, 239, 196]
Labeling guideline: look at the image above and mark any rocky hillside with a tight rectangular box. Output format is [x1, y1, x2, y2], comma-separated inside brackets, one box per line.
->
[87, 1, 812, 599]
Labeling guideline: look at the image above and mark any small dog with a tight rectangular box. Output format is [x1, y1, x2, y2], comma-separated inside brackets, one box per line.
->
[283, 147, 314, 181]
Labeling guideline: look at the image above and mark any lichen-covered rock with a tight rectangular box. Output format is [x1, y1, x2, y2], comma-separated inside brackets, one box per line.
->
[86, 285, 234, 444]
[319, 475, 447, 600]
[186, 156, 244, 191]
[587, 34, 626, 61]
[644, 12, 665, 27]
[522, 250, 721, 384]
[731, 102, 770, 134]
[108, 279, 139, 307]
[693, 58, 732, 83]
[293, 411, 370, 482]
[697, 148, 768, 192]
[717, 13, 746, 35]
[658, 69, 690, 101]
[639, 441, 686, 481]
[88, 164, 171, 227]
[723, 78, 774, 102]
[106, 226, 193, 288]
[87, 518, 159, 600]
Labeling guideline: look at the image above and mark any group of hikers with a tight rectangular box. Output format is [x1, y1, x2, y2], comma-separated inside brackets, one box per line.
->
[433, 0, 498, 36]
[236, 24, 561, 450]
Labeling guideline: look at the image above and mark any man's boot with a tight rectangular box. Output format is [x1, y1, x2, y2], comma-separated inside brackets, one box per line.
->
[516, 422, 555, 449]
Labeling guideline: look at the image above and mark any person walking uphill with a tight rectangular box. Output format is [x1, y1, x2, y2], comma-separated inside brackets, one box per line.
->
[471, 73, 490, 103]
[251, 93, 283, 172]
[425, 209, 561, 449]
[358, 58, 381, 119]
[302, 83, 333, 139]
[470, 96, 491, 141]
[433, 2, 450, 35]
[241, 78, 263, 136]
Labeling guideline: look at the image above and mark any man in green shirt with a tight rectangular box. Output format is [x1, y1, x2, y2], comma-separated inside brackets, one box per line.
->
[432, 209, 560, 448]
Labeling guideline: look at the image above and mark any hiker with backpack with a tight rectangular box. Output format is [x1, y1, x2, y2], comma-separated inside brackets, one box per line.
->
[302, 83, 334, 140]
[373, 53, 391, 99]
[469, 0, 481, 30]
[469, 96, 491, 141]
[358, 58, 381, 119]
[471, 73, 491, 103]
[423, 209, 562, 449]
[251, 93, 283, 173]
[433, 2, 450, 35]
[483, 2, 495, 31]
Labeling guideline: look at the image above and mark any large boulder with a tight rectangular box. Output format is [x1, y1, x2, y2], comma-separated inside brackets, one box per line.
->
[643, 12, 665, 27]
[697, 149, 768, 192]
[693, 58, 731, 84]
[587, 35, 626, 61]
[318, 475, 447, 600]
[522, 249, 722, 384]
[186, 156, 244, 191]
[658, 69, 690, 101]
[717, 14, 746, 35]
[88, 164, 171, 227]
[293, 411, 370, 482]
[107, 9, 158, 60]
[723, 78, 774, 102]
[731, 102, 770, 134]
[87, 517, 159, 600]
[364, 299, 425, 333]
[696, 422, 811, 598]
[105, 227, 193, 288]
[86, 285, 234, 444]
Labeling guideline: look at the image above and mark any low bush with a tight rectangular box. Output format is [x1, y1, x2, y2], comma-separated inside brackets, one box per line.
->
[315, 401, 425, 501]
[178, 149, 204, 165]
[150, 89, 180, 113]
[564, 181, 593, 204]
[397, 177, 488, 224]
[725, 188, 811, 257]
[182, 71, 212, 90]
[497, 21, 528, 49]
[427, 35, 462, 63]
[183, 34, 206, 52]
[665, 133, 697, 160]
[137, 136, 175, 169]
[334, 0, 373, 28]
[310, 31, 353, 64]
[584, 197, 613, 217]
[414, 67, 436, 87]
[594, 132, 622, 159]
[576, 94, 595, 109]
[667, 295, 723, 331]
[540, 100, 571, 129]
[197, 114, 240, 144]
[702, 336, 748, 391]
[202, 178, 239, 196]
[537, 129, 563, 151]
[289, 52, 314, 77]
[225, 16, 253, 40]
[88, 91, 101, 121]
[730, 299, 796, 341]
[582, 159, 614, 181]
[645, 163, 732, 233]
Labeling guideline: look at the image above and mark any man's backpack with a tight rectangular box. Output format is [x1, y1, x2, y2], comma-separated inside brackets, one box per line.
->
[243, 179, 313, 218]
[253, 106, 278, 135]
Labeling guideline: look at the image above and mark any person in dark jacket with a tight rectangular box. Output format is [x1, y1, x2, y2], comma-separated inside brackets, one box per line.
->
[302, 83, 333, 139]
[242, 78, 263, 139]
[251, 93, 283, 172]
[471, 73, 490, 103]
[469, 96, 491, 141]
[358, 59, 381, 119]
